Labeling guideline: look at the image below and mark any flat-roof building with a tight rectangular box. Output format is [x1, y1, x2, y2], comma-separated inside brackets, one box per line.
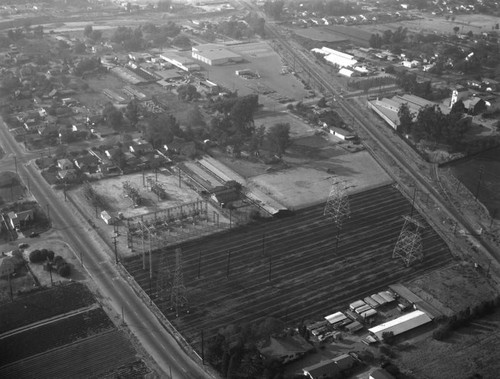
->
[159, 51, 200, 72]
[192, 44, 243, 66]
[368, 310, 432, 341]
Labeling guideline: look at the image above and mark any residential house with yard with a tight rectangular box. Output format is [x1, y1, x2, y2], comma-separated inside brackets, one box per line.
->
[8, 209, 34, 230]
[129, 141, 154, 155]
[74, 155, 100, 173]
[57, 158, 74, 170]
[0, 255, 15, 278]
[303, 360, 341, 379]
[259, 335, 313, 364]
[58, 169, 77, 181]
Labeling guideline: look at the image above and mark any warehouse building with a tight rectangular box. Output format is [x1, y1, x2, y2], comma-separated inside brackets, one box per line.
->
[368, 94, 449, 130]
[192, 44, 243, 66]
[311, 46, 357, 68]
[368, 310, 432, 341]
[159, 51, 200, 72]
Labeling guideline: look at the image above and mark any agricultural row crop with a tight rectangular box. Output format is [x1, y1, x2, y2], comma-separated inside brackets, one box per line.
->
[124, 184, 453, 348]
[0, 282, 95, 334]
[0, 307, 114, 365]
[0, 330, 137, 378]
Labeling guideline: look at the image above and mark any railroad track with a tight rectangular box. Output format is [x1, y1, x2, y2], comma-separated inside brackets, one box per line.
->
[259, 14, 499, 264]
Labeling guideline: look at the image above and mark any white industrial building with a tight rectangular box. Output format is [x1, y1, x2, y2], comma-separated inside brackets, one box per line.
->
[368, 94, 450, 130]
[368, 310, 432, 341]
[159, 51, 200, 72]
[311, 46, 357, 68]
[192, 44, 243, 66]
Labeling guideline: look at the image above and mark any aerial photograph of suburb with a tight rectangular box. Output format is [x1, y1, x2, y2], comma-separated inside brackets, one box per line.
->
[0, 0, 499, 378]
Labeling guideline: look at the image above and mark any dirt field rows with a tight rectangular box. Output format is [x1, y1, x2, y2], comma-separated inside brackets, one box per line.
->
[124, 184, 453, 348]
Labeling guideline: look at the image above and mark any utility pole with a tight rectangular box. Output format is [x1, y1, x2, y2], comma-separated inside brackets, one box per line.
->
[226, 251, 231, 278]
[475, 165, 484, 199]
[112, 235, 118, 264]
[201, 329, 205, 365]
[410, 187, 417, 218]
[197, 251, 201, 279]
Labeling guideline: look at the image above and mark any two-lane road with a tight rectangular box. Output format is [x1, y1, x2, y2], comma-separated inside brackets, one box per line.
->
[0, 119, 211, 379]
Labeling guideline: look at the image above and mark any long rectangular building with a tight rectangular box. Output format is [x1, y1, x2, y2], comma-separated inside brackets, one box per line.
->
[192, 44, 243, 66]
[368, 310, 432, 341]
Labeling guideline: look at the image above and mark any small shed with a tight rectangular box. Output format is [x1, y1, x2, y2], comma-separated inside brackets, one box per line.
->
[345, 321, 364, 333]
[324, 311, 347, 325]
[349, 300, 366, 311]
[100, 211, 116, 225]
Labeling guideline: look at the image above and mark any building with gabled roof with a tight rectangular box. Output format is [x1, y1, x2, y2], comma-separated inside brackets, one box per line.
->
[303, 360, 341, 379]
[259, 334, 313, 364]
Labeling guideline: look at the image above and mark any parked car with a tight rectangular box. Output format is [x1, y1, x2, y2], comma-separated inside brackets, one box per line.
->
[18, 243, 29, 249]
[29, 232, 40, 238]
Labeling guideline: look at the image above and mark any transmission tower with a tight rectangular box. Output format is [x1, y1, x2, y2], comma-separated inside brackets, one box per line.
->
[324, 181, 351, 228]
[393, 216, 424, 267]
[170, 248, 188, 316]
[156, 252, 171, 301]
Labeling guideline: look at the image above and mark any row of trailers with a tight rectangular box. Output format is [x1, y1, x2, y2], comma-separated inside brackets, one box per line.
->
[307, 290, 398, 342]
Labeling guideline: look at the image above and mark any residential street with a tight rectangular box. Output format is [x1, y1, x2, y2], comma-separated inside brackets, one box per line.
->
[0, 118, 212, 379]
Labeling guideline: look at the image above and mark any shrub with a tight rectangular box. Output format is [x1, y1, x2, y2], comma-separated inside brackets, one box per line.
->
[379, 345, 396, 358]
[57, 263, 71, 277]
[382, 331, 395, 345]
[46, 250, 55, 261]
[30, 250, 45, 263]
[53, 255, 64, 266]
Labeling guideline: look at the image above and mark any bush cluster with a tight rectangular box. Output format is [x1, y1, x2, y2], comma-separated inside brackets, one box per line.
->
[29, 249, 54, 263]
[433, 298, 500, 341]
[29, 249, 71, 278]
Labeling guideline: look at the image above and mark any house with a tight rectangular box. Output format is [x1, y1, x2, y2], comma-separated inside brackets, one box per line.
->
[303, 360, 341, 379]
[58, 169, 77, 181]
[210, 186, 240, 207]
[370, 368, 395, 379]
[57, 158, 74, 170]
[8, 209, 34, 230]
[259, 334, 313, 364]
[332, 354, 356, 371]
[0, 255, 15, 278]
[164, 138, 197, 157]
[129, 141, 154, 155]
[74, 155, 100, 172]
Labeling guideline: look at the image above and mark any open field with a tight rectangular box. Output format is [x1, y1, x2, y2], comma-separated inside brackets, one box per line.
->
[396, 308, 500, 379]
[0, 307, 114, 365]
[0, 282, 95, 334]
[293, 27, 349, 43]
[0, 329, 140, 379]
[408, 262, 498, 314]
[123, 184, 453, 348]
[356, 13, 500, 36]
[249, 150, 392, 209]
[449, 146, 500, 219]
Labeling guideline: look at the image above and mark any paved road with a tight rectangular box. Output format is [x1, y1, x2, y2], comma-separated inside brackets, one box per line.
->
[0, 119, 210, 379]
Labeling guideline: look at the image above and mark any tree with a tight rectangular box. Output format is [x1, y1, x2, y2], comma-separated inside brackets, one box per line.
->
[73, 41, 86, 54]
[124, 99, 140, 126]
[369, 33, 382, 48]
[157, 0, 172, 11]
[177, 84, 199, 101]
[453, 26, 460, 34]
[267, 123, 291, 158]
[172, 35, 191, 48]
[249, 125, 265, 156]
[57, 263, 71, 277]
[29, 250, 44, 263]
[102, 103, 124, 130]
[451, 99, 466, 114]
[186, 105, 204, 127]
[142, 113, 179, 148]
[264, 0, 284, 19]
[84, 24, 93, 38]
[397, 103, 414, 135]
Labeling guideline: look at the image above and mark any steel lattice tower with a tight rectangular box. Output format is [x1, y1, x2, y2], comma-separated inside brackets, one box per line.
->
[156, 253, 171, 301]
[393, 216, 424, 267]
[170, 248, 188, 316]
[324, 181, 351, 228]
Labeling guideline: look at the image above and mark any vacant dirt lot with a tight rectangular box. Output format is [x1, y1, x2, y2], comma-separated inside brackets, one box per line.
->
[249, 150, 392, 209]
[397, 308, 500, 379]
[408, 261, 499, 313]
